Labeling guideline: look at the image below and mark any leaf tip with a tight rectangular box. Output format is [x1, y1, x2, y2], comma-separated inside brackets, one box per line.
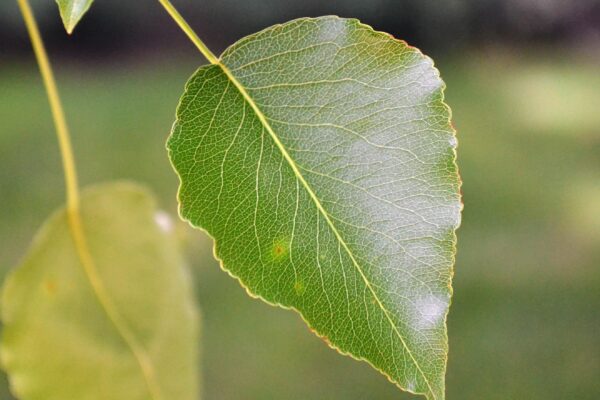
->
[64, 24, 75, 35]
[55, 0, 94, 35]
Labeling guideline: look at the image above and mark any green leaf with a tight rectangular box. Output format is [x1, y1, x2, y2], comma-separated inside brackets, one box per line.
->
[55, 0, 93, 34]
[168, 16, 460, 400]
[1, 182, 200, 400]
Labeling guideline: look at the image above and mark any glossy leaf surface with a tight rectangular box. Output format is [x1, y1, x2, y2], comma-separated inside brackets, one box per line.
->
[168, 16, 460, 400]
[55, 0, 93, 33]
[1, 182, 200, 400]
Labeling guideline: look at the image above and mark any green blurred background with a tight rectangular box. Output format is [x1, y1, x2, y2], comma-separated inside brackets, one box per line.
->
[1, 0, 599, 399]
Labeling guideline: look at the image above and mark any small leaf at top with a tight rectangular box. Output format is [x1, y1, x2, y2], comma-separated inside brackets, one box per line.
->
[0, 182, 200, 400]
[55, 0, 94, 34]
[168, 16, 461, 400]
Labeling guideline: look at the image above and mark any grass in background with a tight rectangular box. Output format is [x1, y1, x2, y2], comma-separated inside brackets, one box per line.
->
[0, 51, 598, 399]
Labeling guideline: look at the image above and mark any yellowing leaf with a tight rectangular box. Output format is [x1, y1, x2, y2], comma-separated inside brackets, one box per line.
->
[168, 16, 461, 400]
[1, 182, 200, 400]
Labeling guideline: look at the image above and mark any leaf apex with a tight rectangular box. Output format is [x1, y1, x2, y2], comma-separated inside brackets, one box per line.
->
[55, 0, 94, 35]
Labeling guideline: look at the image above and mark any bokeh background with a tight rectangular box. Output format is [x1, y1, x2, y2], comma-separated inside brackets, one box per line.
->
[1, 0, 599, 399]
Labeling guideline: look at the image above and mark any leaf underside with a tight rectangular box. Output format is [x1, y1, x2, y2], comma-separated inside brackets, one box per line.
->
[0, 182, 200, 400]
[168, 16, 460, 400]
[55, 0, 94, 33]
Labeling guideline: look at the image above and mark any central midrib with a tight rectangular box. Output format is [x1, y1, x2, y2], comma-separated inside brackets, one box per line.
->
[67, 209, 163, 400]
[214, 58, 437, 399]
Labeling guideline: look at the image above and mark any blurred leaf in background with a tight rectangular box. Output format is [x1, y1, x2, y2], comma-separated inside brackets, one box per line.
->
[1, 183, 200, 400]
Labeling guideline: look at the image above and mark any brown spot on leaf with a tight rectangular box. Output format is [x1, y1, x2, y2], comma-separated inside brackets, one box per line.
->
[44, 280, 57, 295]
[294, 280, 305, 295]
[271, 239, 289, 261]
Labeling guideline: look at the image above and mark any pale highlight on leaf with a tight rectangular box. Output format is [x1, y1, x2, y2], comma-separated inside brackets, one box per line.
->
[168, 16, 461, 399]
[55, 0, 93, 33]
[0, 182, 200, 400]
